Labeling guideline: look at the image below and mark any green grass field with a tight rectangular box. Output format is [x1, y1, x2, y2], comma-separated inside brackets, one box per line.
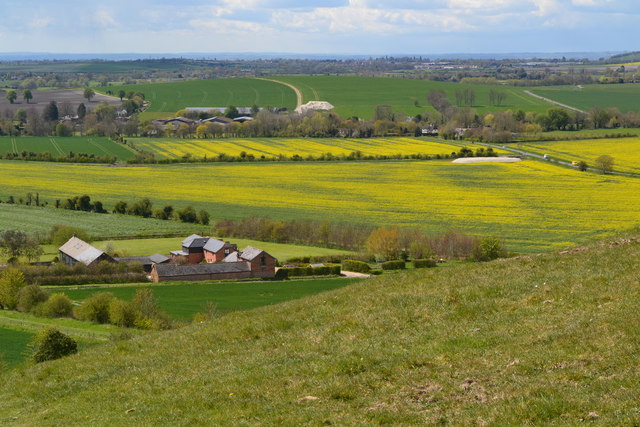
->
[274, 75, 554, 119]
[97, 78, 297, 119]
[0, 327, 33, 367]
[530, 84, 640, 113]
[3, 233, 640, 424]
[55, 278, 358, 320]
[1, 158, 639, 253]
[0, 136, 136, 161]
[0, 204, 208, 239]
[40, 237, 353, 262]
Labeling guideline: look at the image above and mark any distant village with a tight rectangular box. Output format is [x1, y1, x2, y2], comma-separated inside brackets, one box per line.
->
[59, 234, 277, 283]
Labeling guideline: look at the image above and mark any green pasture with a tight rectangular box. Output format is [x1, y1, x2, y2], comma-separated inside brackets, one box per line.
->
[0, 204, 208, 240]
[97, 78, 297, 118]
[0, 136, 136, 161]
[0, 327, 33, 367]
[274, 75, 554, 119]
[530, 84, 640, 113]
[55, 278, 358, 320]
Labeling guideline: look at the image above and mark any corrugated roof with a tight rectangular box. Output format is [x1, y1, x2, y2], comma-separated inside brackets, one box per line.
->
[223, 252, 239, 262]
[58, 237, 105, 266]
[154, 262, 250, 278]
[239, 246, 264, 261]
[203, 239, 237, 253]
[149, 254, 170, 264]
[182, 234, 208, 249]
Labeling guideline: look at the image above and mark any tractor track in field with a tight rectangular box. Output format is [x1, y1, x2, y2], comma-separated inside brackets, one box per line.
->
[524, 90, 586, 114]
[254, 78, 303, 108]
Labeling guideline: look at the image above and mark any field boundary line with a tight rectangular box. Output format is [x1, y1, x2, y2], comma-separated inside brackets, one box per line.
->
[49, 137, 64, 156]
[87, 138, 111, 156]
[524, 90, 586, 113]
[254, 78, 303, 108]
[11, 137, 17, 154]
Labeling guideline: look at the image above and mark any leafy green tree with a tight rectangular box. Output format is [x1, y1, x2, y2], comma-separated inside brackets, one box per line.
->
[595, 155, 614, 174]
[177, 206, 198, 223]
[0, 268, 26, 309]
[55, 122, 72, 137]
[471, 237, 505, 262]
[84, 87, 96, 102]
[127, 198, 153, 218]
[30, 327, 77, 363]
[38, 294, 73, 318]
[23, 89, 32, 104]
[112, 201, 128, 214]
[366, 227, 401, 260]
[0, 230, 43, 263]
[577, 160, 588, 172]
[118, 89, 126, 101]
[77, 103, 87, 119]
[109, 299, 139, 327]
[17, 285, 50, 313]
[224, 105, 240, 119]
[6, 90, 17, 104]
[49, 225, 91, 247]
[73, 292, 114, 323]
[197, 210, 210, 225]
[43, 101, 59, 122]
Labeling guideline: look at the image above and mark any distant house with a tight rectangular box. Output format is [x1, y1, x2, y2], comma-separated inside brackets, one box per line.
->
[58, 236, 114, 267]
[224, 246, 276, 279]
[203, 239, 238, 263]
[202, 116, 234, 126]
[170, 234, 209, 264]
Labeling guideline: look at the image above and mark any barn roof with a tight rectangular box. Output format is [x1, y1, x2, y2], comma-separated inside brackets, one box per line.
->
[238, 246, 265, 261]
[58, 237, 106, 266]
[154, 262, 250, 278]
[149, 253, 170, 264]
[223, 252, 239, 262]
[203, 239, 236, 253]
[182, 234, 208, 249]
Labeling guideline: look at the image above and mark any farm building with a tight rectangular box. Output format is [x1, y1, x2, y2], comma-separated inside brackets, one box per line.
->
[115, 253, 170, 273]
[58, 236, 114, 267]
[224, 246, 276, 279]
[151, 262, 252, 282]
[203, 239, 238, 263]
[170, 234, 209, 264]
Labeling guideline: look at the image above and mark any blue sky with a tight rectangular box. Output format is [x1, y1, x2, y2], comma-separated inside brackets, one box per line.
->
[0, 0, 637, 55]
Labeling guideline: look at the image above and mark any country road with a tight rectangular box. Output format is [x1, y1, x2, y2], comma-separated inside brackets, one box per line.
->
[255, 77, 303, 108]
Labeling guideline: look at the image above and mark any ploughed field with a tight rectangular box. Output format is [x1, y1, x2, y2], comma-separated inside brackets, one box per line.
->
[1, 158, 639, 253]
[0, 89, 121, 114]
[0, 136, 136, 161]
[130, 137, 478, 160]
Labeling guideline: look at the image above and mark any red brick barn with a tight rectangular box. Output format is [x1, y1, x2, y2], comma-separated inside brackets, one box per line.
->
[203, 239, 238, 263]
[170, 234, 209, 264]
[224, 246, 276, 278]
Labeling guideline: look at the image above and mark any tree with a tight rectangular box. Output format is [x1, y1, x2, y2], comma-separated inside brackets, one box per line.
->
[84, 87, 96, 102]
[17, 285, 50, 313]
[77, 103, 87, 119]
[366, 227, 401, 260]
[73, 292, 114, 323]
[118, 89, 126, 101]
[49, 225, 91, 248]
[471, 237, 505, 262]
[224, 105, 240, 119]
[197, 210, 210, 225]
[43, 101, 59, 122]
[55, 122, 72, 137]
[577, 160, 588, 172]
[0, 230, 43, 263]
[127, 198, 153, 218]
[0, 268, 26, 309]
[6, 90, 17, 104]
[373, 105, 394, 121]
[23, 89, 32, 104]
[177, 206, 197, 223]
[595, 155, 614, 174]
[30, 327, 77, 363]
[112, 201, 128, 214]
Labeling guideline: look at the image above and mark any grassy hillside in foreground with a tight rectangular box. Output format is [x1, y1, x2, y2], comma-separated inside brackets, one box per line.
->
[2, 234, 640, 424]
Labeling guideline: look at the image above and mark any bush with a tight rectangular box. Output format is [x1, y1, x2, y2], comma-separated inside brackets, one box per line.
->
[132, 289, 171, 330]
[0, 268, 26, 309]
[381, 260, 406, 270]
[38, 294, 73, 318]
[50, 224, 91, 247]
[30, 327, 77, 363]
[280, 265, 341, 277]
[471, 237, 506, 262]
[342, 259, 371, 273]
[273, 268, 289, 280]
[17, 285, 50, 313]
[73, 292, 114, 323]
[109, 299, 139, 328]
[413, 259, 437, 269]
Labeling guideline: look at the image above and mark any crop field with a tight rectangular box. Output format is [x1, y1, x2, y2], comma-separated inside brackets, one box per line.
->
[0, 204, 208, 239]
[130, 137, 474, 160]
[0, 327, 33, 367]
[0, 89, 121, 114]
[56, 278, 358, 320]
[0, 136, 135, 161]
[97, 78, 297, 118]
[1, 159, 640, 252]
[274, 75, 554, 119]
[530, 84, 640, 113]
[517, 137, 640, 174]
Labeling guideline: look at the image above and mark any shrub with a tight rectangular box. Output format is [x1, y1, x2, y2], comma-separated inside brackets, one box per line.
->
[132, 289, 171, 330]
[273, 268, 289, 280]
[413, 259, 437, 269]
[471, 237, 506, 262]
[342, 259, 371, 273]
[381, 260, 406, 270]
[38, 294, 73, 318]
[50, 224, 91, 247]
[17, 285, 50, 313]
[0, 268, 26, 309]
[30, 327, 77, 363]
[73, 292, 114, 323]
[109, 299, 139, 328]
[281, 265, 341, 277]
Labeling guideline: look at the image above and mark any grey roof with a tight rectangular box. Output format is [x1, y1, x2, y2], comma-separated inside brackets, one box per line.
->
[59, 237, 105, 266]
[203, 239, 237, 253]
[154, 262, 250, 278]
[187, 107, 260, 115]
[149, 254, 170, 264]
[170, 250, 188, 256]
[182, 234, 208, 249]
[238, 246, 265, 261]
[223, 252, 239, 262]
[115, 256, 152, 264]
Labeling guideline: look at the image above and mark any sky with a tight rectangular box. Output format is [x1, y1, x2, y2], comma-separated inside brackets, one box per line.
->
[0, 0, 637, 56]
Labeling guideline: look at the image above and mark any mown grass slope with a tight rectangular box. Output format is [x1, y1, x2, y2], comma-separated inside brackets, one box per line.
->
[2, 234, 640, 424]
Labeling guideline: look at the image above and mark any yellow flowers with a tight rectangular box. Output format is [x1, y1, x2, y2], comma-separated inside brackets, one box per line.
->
[130, 137, 465, 160]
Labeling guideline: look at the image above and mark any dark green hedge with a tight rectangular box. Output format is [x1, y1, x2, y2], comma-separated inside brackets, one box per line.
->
[280, 265, 341, 277]
[381, 260, 406, 270]
[413, 259, 437, 268]
[341, 260, 371, 273]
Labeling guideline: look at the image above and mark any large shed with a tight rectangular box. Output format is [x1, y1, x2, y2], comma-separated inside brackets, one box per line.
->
[58, 237, 114, 267]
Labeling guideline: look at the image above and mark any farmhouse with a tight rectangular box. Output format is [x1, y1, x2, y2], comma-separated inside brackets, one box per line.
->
[170, 234, 209, 264]
[203, 238, 238, 263]
[58, 236, 114, 267]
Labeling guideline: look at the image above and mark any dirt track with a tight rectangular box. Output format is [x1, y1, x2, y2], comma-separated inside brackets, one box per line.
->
[0, 89, 121, 115]
[254, 78, 303, 108]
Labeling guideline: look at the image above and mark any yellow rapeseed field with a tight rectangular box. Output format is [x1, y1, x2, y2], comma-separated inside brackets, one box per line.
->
[130, 137, 486, 159]
[0, 159, 638, 252]
[518, 137, 640, 174]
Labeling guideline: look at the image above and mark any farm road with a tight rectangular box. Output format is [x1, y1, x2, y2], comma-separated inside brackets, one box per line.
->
[524, 90, 586, 114]
[255, 78, 303, 108]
